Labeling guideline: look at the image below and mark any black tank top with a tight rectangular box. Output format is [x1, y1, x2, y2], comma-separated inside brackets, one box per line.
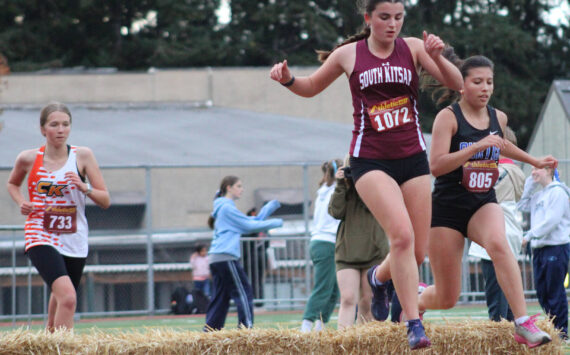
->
[434, 103, 503, 193]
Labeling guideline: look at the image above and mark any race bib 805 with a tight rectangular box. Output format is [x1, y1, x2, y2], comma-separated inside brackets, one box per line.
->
[461, 160, 499, 193]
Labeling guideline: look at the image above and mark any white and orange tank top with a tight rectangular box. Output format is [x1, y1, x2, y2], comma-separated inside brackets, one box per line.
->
[25, 145, 88, 257]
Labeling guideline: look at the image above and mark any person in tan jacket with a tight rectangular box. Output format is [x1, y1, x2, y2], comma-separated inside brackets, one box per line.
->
[329, 155, 389, 329]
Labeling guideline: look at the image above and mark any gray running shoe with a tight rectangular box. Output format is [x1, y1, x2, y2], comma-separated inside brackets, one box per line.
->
[514, 315, 552, 348]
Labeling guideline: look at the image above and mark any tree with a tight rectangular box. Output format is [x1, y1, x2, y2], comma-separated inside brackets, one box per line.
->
[403, 0, 569, 148]
[220, 0, 361, 66]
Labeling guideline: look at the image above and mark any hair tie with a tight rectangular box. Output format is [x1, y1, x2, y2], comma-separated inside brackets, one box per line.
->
[554, 168, 560, 182]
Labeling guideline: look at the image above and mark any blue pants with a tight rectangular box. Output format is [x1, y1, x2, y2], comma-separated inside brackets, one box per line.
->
[193, 279, 211, 298]
[481, 259, 513, 321]
[533, 244, 570, 337]
[204, 260, 254, 330]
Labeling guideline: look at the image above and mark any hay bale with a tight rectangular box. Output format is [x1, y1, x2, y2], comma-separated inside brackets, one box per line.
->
[0, 320, 563, 354]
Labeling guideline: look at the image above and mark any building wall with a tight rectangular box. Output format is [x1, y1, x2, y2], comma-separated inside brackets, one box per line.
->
[1, 68, 353, 125]
[0, 68, 345, 229]
[524, 92, 570, 185]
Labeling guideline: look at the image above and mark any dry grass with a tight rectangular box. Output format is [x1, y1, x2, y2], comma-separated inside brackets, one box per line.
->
[0, 319, 563, 354]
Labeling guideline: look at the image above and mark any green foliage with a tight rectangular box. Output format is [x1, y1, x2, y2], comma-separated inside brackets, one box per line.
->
[0, 0, 568, 146]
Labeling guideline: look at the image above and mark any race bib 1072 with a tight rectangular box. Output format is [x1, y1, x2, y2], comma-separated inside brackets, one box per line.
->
[367, 95, 413, 132]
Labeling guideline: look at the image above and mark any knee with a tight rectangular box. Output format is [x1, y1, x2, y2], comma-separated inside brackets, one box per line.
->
[389, 226, 414, 253]
[485, 240, 510, 260]
[57, 293, 77, 311]
[340, 290, 358, 307]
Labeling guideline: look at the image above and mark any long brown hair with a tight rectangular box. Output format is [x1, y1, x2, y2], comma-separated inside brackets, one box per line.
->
[207, 175, 240, 229]
[422, 51, 494, 106]
[317, 0, 404, 63]
[319, 159, 342, 187]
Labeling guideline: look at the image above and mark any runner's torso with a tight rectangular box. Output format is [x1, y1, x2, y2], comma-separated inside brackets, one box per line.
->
[25, 145, 88, 257]
[348, 38, 425, 159]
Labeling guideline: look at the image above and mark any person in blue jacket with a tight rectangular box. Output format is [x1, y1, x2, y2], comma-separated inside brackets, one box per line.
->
[203, 175, 283, 331]
[518, 167, 570, 340]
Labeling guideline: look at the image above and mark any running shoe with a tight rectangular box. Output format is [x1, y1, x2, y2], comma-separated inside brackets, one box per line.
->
[366, 266, 390, 321]
[407, 318, 431, 350]
[514, 314, 551, 348]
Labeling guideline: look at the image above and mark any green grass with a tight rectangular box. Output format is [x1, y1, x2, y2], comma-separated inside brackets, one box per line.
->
[0, 303, 551, 333]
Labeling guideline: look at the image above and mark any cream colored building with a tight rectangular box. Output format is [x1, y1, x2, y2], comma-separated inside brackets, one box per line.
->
[523, 80, 570, 185]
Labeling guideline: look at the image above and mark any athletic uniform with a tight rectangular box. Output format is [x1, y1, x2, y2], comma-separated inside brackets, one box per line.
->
[25, 145, 87, 289]
[348, 38, 429, 184]
[431, 103, 503, 237]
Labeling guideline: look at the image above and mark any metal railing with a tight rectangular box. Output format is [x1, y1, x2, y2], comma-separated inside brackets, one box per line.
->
[0, 223, 548, 326]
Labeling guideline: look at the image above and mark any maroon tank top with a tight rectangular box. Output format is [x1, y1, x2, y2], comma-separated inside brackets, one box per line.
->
[348, 38, 425, 159]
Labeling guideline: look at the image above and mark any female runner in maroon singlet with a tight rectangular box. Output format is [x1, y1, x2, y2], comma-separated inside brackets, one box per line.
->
[270, 0, 462, 350]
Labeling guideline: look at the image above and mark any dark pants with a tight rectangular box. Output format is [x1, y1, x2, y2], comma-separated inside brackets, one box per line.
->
[193, 279, 211, 298]
[533, 243, 570, 337]
[204, 260, 254, 331]
[481, 259, 513, 322]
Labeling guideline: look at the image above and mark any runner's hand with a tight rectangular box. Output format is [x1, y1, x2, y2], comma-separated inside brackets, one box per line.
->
[534, 155, 558, 170]
[65, 171, 89, 194]
[270, 60, 293, 84]
[423, 31, 445, 60]
[20, 201, 33, 215]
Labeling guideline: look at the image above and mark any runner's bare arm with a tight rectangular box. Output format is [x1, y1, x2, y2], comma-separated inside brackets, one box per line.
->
[430, 110, 505, 177]
[76, 147, 110, 209]
[6, 150, 35, 215]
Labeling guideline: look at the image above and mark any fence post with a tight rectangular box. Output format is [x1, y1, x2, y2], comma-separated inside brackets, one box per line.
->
[302, 164, 311, 301]
[11, 230, 16, 326]
[145, 167, 155, 315]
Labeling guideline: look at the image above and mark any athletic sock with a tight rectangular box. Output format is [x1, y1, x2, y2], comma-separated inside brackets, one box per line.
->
[515, 315, 530, 326]
[371, 267, 384, 287]
[314, 320, 323, 331]
[300, 319, 313, 332]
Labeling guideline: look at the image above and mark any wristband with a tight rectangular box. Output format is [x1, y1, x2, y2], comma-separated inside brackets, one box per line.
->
[84, 182, 93, 195]
[281, 76, 295, 87]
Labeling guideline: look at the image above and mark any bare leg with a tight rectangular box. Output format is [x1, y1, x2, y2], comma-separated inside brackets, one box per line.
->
[337, 268, 361, 330]
[355, 171, 419, 320]
[46, 293, 57, 332]
[418, 227, 465, 311]
[372, 175, 431, 283]
[50, 276, 77, 330]
[468, 203, 527, 318]
[357, 268, 373, 323]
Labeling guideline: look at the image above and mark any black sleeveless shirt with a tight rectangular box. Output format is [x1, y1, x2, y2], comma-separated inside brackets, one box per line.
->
[433, 103, 503, 201]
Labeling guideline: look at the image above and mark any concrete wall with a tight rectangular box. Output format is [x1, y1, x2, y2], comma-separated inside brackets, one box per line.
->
[1, 68, 353, 125]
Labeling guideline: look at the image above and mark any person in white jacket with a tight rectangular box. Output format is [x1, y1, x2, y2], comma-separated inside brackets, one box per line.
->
[300, 160, 341, 332]
[517, 167, 570, 339]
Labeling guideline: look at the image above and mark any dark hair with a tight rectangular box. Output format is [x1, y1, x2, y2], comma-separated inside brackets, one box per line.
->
[422, 52, 494, 106]
[195, 244, 207, 253]
[319, 159, 342, 187]
[207, 175, 240, 229]
[40, 102, 72, 127]
[317, 0, 404, 63]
